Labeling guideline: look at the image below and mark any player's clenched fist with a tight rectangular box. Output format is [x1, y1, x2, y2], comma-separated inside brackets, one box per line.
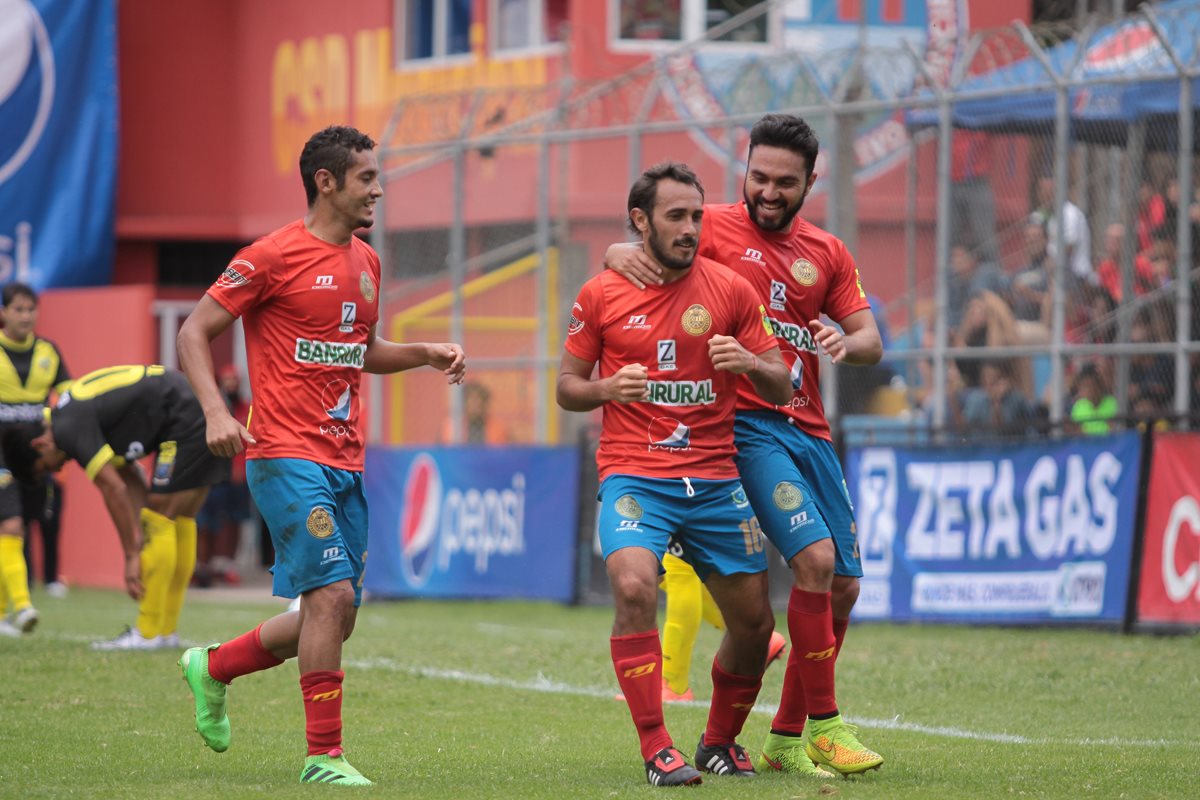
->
[608, 363, 649, 403]
[205, 409, 256, 458]
[708, 334, 757, 374]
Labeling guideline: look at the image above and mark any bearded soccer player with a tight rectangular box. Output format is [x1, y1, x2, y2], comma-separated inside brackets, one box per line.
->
[0, 283, 70, 637]
[559, 161, 792, 787]
[32, 365, 229, 649]
[175, 125, 466, 787]
[606, 114, 885, 776]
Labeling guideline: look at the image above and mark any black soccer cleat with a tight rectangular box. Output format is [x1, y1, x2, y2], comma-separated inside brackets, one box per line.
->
[695, 736, 757, 777]
[645, 746, 703, 787]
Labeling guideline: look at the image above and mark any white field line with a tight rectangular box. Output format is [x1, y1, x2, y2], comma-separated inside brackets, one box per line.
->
[346, 656, 1198, 749]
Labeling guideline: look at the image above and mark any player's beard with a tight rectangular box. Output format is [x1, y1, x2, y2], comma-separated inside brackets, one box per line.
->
[744, 183, 806, 233]
[647, 219, 697, 272]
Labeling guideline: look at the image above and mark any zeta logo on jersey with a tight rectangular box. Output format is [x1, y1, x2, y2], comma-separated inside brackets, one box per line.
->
[339, 302, 357, 333]
[770, 280, 787, 311]
[647, 416, 691, 451]
[657, 339, 676, 372]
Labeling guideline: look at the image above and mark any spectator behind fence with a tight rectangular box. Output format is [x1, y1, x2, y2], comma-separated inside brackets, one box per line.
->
[950, 130, 999, 264]
[194, 365, 251, 588]
[953, 290, 1033, 402]
[1156, 176, 1200, 260]
[1069, 363, 1117, 435]
[963, 361, 1038, 432]
[1129, 313, 1175, 409]
[1032, 175, 1092, 285]
[1009, 222, 1051, 323]
[1095, 223, 1158, 303]
[1137, 180, 1166, 252]
[438, 382, 509, 444]
[947, 244, 1008, 331]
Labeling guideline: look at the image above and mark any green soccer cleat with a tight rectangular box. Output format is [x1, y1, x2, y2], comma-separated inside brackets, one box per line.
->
[179, 644, 230, 753]
[300, 749, 373, 785]
[755, 731, 835, 777]
[804, 715, 883, 775]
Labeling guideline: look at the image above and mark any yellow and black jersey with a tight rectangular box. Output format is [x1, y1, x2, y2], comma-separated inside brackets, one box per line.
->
[0, 332, 71, 425]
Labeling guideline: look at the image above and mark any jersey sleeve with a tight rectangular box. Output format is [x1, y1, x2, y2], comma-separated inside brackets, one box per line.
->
[563, 278, 604, 364]
[53, 406, 114, 481]
[824, 240, 872, 322]
[206, 238, 280, 319]
[729, 275, 777, 355]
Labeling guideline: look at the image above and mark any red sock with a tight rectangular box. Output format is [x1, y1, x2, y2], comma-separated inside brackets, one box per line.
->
[702, 659, 761, 746]
[786, 588, 837, 717]
[207, 623, 285, 684]
[832, 616, 849, 659]
[770, 646, 807, 734]
[301, 670, 345, 756]
[611, 630, 672, 761]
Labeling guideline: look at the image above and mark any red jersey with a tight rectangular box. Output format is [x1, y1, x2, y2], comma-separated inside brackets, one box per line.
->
[207, 220, 381, 471]
[699, 203, 870, 441]
[565, 257, 776, 481]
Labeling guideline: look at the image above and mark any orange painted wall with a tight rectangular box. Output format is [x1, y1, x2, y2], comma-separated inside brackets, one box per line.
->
[36, 286, 157, 589]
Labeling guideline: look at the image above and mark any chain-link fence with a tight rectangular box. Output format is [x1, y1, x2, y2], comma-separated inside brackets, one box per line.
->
[366, 0, 1199, 447]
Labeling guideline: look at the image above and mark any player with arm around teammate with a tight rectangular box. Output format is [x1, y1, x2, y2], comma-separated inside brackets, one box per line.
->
[606, 114, 885, 777]
[32, 365, 229, 650]
[175, 125, 465, 786]
[558, 161, 792, 787]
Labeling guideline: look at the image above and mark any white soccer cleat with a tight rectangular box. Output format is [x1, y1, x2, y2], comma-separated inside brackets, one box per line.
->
[46, 581, 69, 599]
[159, 632, 181, 649]
[91, 626, 162, 651]
[12, 606, 38, 633]
[0, 619, 20, 638]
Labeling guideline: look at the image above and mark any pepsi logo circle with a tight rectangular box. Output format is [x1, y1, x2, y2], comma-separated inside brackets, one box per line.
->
[0, 0, 55, 186]
[399, 453, 441, 587]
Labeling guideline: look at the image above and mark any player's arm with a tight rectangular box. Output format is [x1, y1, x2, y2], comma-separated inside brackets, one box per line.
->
[556, 352, 648, 412]
[708, 337, 793, 405]
[809, 309, 883, 367]
[177, 295, 256, 458]
[362, 325, 466, 383]
[91, 462, 145, 601]
[602, 242, 663, 289]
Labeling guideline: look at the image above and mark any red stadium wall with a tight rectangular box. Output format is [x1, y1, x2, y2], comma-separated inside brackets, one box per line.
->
[35, 286, 157, 589]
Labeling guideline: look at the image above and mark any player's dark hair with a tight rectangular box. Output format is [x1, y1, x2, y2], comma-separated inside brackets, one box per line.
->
[749, 114, 820, 179]
[627, 161, 705, 234]
[300, 126, 377, 207]
[1, 282, 37, 308]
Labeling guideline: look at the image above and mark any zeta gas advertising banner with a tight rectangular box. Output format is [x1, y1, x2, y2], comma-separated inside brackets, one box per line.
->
[846, 432, 1142, 624]
[1136, 432, 1200, 625]
[0, 0, 117, 289]
[363, 446, 580, 602]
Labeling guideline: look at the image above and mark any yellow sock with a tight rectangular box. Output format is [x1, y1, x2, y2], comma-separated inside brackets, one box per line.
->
[159, 516, 197, 637]
[0, 560, 9, 614]
[0, 534, 32, 612]
[660, 553, 705, 695]
[134, 508, 177, 639]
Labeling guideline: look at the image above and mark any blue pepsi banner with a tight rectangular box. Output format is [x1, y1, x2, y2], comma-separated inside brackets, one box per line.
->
[0, 0, 117, 289]
[364, 446, 581, 602]
[846, 433, 1143, 624]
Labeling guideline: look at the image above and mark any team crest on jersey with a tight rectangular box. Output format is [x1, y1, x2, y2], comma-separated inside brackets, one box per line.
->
[681, 304, 711, 336]
[615, 495, 643, 520]
[153, 441, 177, 487]
[772, 481, 803, 511]
[307, 507, 335, 539]
[359, 271, 376, 302]
[567, 302, 585, 336]
[790, 259, 818, 286]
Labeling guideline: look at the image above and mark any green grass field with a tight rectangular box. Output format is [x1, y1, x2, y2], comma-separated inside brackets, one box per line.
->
[4, 585, 1198, 799]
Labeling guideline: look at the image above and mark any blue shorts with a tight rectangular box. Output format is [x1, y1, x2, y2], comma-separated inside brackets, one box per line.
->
[596, 474, 768, 581]
[733, 411, 863, 578]
[246, 458, 368, 605]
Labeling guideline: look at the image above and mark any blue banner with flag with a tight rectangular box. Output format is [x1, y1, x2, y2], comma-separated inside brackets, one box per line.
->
[0, 0, 117, 289]
[846, 433, 1142, 624]
[363, 446, 581, 602]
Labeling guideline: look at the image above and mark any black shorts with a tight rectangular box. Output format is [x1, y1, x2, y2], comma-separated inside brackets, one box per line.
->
[149, 372, 231, 493]
[0, 423, 41, 521]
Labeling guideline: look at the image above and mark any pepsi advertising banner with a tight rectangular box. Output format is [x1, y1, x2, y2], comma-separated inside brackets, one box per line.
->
[0, 0, 117, 289]
[846, 433, 1142, 625]
[364, 447, 581, 602]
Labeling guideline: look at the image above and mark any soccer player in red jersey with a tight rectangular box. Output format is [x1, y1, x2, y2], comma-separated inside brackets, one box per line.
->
[559, 162, 792, 787]
[606, 114, 885, 776]
[175, 126, 466, 786]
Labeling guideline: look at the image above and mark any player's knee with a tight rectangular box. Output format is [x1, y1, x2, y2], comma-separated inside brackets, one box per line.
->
[831, 575, 860, 617]
[789, 539, 835, 589]
[304, 581, 356, 620]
